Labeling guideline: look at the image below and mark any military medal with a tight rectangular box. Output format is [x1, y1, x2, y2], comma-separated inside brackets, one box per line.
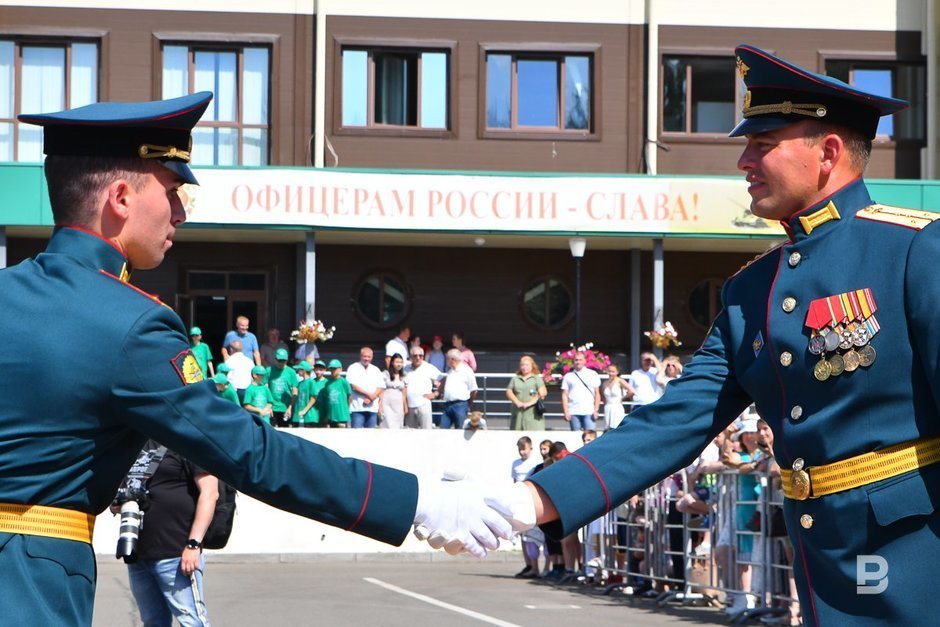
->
[828, 353, 845, 376]
[853, 326, 870, 347]
[843, 349, 860, 372]
[806, 289, 878, 382]
[808, 333, 825, 355]
[839, 327, 854, 350]
[813, 358, 832, 381]
[824, 330, 841, 353]
[858, 344, 877, 367]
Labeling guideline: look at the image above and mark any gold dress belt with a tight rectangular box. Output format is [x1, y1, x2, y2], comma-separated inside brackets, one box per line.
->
[781, 436, 940, 501]
[0, 502, 95, 543]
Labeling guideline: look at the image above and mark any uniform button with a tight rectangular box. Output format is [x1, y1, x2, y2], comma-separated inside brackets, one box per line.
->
[788, 251, 802, 267]
[791, 405, 803, 421]
[782, 296, 797, 313]
[780, 351, 793, 367]
[792, 458, 805, 471]
[800, 514, 814, 529]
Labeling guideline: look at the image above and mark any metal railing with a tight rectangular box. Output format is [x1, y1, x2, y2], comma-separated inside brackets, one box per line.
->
[528, 468, 800, 625]
[433, 372, 642, 430]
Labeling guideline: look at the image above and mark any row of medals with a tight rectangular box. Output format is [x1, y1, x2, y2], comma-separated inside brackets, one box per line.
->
[809, 324, 876, 381]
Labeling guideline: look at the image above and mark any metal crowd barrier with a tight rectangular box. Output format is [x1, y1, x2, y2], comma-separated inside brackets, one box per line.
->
[568, 469, 800, 625]
[431, 372, 641, 430]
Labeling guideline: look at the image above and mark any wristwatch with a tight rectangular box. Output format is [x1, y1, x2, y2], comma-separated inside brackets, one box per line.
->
[185, 538, 203, 550]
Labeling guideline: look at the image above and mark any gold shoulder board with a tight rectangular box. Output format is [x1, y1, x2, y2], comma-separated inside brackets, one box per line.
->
[856, 204, 940, 231]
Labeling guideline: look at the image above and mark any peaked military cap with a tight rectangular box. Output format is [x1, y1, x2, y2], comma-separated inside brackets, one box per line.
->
[729, 45, 907, 139]
[17, 91, 213, 185]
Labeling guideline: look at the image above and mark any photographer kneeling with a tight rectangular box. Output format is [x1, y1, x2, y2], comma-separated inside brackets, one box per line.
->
[112, 440, 219, 626]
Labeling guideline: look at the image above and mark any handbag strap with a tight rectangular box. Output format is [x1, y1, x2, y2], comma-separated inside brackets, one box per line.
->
[573, 369, 594, 394]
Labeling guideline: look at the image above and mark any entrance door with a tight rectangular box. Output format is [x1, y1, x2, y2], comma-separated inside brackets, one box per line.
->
[186, 270, 270, 358]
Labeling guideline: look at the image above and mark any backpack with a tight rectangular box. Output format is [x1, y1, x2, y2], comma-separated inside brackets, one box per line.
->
[183, 461, 237, 550]
[201, 480, 237, 550]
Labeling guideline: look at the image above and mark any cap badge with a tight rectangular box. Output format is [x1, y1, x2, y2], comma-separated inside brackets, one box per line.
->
[138, 142, 192, 162]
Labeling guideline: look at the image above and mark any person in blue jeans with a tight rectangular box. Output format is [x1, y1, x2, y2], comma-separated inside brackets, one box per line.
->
[439, 349, 478, 429]
[346, 347, 385, 428]
[560, 351, 601, 431]
[116, 442, 219, 626]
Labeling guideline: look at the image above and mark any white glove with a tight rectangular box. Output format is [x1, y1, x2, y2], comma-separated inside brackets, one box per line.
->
[412, 476, 514, 558]
[484, 481, 538, 533]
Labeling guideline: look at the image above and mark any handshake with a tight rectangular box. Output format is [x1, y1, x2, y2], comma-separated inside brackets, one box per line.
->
[412, 475, 538, 558]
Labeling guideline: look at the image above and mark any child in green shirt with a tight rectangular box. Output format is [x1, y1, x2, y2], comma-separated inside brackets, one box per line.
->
[292, 361, 312, 427]
[243, 365, 275, 423]
[320, 359, 351, 428]
[189, 326, 214, 379]
[304, 360, 329, 427]
[213, 373, 240, 405]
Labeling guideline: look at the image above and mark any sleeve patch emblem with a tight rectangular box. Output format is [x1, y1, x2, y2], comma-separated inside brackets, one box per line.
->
[171, 349, 204, 385]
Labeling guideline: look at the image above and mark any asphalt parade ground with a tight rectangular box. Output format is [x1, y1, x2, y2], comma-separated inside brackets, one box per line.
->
[93, 555, 728, 626]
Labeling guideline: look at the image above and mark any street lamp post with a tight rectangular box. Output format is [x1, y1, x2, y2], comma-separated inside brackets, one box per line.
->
[568, 237, 587, 346]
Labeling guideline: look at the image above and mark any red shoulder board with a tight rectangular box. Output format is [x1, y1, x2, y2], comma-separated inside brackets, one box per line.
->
[99, 269, 172, 310]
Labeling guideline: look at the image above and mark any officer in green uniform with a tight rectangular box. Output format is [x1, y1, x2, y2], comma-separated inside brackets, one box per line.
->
[0, 92, 510, 624]
[489, 45, 937, 626]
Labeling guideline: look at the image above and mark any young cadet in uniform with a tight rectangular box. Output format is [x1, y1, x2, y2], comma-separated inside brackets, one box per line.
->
[0, 92, 511, 624]
[487, 45, 938, 626]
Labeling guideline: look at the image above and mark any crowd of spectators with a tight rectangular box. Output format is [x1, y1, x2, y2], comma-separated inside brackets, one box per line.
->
[193, 317, 685, 430]
[197, 317, 797, 621]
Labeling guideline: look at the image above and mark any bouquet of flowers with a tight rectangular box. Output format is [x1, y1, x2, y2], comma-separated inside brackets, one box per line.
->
[290, 319, 335, 344]
[644, 321, 681, 349]
[541, 342, 612, 384]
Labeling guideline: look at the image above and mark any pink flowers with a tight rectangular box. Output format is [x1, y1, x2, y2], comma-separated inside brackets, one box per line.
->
[542, 342, 612, 383]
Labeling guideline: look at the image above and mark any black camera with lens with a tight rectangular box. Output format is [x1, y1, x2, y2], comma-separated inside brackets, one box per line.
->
[112, 486, 150, 563]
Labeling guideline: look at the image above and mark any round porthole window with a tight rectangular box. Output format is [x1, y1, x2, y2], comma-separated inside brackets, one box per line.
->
[352, 272, 411, 329]
[521, 276, 573, 330]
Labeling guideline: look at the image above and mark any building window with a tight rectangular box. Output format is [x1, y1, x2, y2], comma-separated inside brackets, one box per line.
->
[353, 272, 411, 329]
[688, 278, 724, 329]
[521, 276, 572, 330]
[825, 60, 925, 140]
[162, 44, 270, 166]
[341, 47, 449, 130]
[0, 39, 98, 162]
[662, 55, 739, 134]
[484, 52, 592, 133]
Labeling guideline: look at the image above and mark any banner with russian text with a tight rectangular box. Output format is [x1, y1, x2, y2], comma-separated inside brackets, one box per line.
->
[183, 168, 783, 237]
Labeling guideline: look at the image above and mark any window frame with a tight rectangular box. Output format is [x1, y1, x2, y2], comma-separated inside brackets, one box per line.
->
[333, 37, 457, 139]
[659, 48, 744, 138]
[518, 274, 574, 332]
[153, 32, 276, 166]
[350, 270, 413, 331]
[686, 276, 725, 331]
[818, 50, 926, 146]
[479, 43, 601, 141]
[0, 35, 101, 161]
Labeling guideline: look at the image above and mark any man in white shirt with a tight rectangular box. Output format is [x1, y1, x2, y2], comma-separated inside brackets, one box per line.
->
[403, 347, 443, 429]
[439, 349, 478, 429]
[224, 339, 255, 402]
[629, 352, 663, 405]
[384, 326, 410, 368]
[345, 347, 386, 428]
[560, 351, 601, 431]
